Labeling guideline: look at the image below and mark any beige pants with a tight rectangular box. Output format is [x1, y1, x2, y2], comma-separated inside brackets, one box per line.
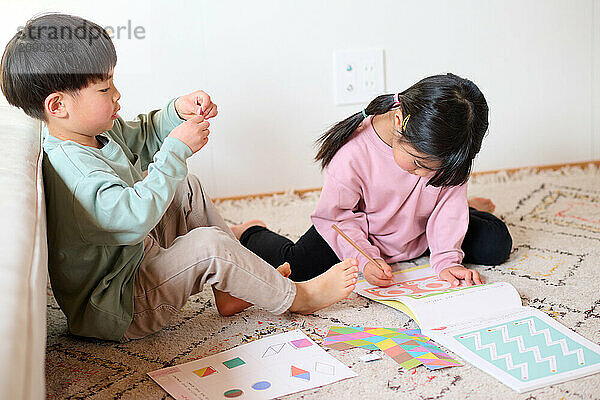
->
[122, 175, 296, 340]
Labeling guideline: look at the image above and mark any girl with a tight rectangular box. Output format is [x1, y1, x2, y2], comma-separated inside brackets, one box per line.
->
[233, 73, 512, 288]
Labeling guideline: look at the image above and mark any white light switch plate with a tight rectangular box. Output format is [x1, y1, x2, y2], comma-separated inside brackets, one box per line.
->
[333, 48, 385, 105]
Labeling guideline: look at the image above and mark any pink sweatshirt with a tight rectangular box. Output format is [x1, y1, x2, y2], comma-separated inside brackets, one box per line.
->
[311, 116, 469, 275]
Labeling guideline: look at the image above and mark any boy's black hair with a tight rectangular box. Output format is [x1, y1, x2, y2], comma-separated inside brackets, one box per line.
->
[0, 13, 117, 121]
[315, 73, 489, 187]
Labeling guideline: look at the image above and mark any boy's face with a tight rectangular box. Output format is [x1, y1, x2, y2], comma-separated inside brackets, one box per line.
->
[62, 70, 121, 136]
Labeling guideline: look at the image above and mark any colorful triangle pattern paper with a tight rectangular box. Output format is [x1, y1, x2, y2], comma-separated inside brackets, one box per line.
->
[323, 326, 461, 370]
[398, 341, 462, 370]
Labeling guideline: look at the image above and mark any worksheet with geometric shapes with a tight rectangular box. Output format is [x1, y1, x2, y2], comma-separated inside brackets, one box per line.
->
[322, 326, 461, 370]
[148, 330, 356, 399]
[427, 307, 600, 393]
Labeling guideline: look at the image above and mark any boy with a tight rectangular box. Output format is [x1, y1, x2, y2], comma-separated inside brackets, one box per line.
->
[0, 13, 358, 341]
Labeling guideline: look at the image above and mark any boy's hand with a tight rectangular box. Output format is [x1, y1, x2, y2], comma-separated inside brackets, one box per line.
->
[438, 265, 483, 287]
[169, 115, 210, 153]
[175, 90, 218, 120]
[364, 259, 394, 287]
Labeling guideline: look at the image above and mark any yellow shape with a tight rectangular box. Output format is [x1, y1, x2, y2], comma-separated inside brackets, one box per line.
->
[417, 353, 437, 359]
[346, 339, 373, 347]
[382, 331, 404, 338]
[366, 328, 397, 336]
[400, 358, 423, 369]
[374, 338, 397, 350]
[193, 366, 216, 377]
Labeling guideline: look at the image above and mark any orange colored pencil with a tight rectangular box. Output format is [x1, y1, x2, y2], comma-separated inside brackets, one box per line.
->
[331, 224, 384, 271]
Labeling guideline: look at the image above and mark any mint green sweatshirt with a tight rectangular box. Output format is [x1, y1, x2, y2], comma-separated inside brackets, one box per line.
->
[42, 99, 192, 340]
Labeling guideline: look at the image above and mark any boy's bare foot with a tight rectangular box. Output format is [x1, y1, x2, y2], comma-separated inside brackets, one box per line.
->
[213, 262, 292, 316]
[289, 258, 359, 315]
[468, 197, 496, 213]
[230, 219, 266, 240]
[213, 287, 252, 317]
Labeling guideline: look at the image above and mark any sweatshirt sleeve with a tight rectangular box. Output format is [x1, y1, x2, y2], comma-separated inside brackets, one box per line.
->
[116, 98, 185, 170]
[73, 136, 193, 245]
[311, 170, 382, 272]
[426, 183, 469, 275]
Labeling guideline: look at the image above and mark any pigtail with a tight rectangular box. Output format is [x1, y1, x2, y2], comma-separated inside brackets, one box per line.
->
[315, 94, 399, 169]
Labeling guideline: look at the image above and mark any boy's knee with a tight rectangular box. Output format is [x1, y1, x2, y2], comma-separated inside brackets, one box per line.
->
[184, 174, 205, 198]
[188, 226, 240, 256]
[171, 175, 203, 205]
[191, 225, 232, 242]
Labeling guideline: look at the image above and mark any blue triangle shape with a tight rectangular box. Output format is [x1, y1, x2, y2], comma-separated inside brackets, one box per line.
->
[294, 372, 310, 381]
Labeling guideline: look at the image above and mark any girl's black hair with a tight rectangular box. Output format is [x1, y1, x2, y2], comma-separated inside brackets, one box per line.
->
[0, 13, 117, 121]
[315, 73, 489, 187]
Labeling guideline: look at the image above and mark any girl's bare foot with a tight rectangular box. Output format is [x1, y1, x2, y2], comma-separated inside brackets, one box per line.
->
[230, 219, 266, 240]
[213, 262, 292, 316]
[289, 258, 359, 314]
[277, 262, 292, 278]
[468, 197, 496, 213]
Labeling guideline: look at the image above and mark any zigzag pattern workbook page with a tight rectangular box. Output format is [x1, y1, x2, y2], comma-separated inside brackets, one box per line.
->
[426, 307, 600, 393]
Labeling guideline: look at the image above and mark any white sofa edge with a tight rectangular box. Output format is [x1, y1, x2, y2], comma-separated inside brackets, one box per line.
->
[0, 96, 47, 400]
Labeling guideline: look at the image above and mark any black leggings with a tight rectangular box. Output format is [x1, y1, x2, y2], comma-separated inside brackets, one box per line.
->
[240, 208, 512, 281]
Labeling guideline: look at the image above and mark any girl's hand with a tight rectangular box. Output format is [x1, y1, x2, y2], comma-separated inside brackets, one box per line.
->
[175, 90, 218, 120]
[364, 259, 394, 287]
[438, 265, 483, 287]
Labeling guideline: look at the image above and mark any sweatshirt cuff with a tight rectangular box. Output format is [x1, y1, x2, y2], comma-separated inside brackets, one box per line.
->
[170, 97, 187, 121]
[430, 251, 464, 276]
[355, 253, 370, 273]
[163, 98, 186, 133]
[162, 136, 193, 159]
[355, 253, 385, 274]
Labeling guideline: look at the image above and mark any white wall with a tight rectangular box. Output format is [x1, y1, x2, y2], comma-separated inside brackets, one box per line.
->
[1, 0, 598, 197]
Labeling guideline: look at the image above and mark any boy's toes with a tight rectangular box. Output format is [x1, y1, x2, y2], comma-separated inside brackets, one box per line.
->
[337, 260, 357, 274]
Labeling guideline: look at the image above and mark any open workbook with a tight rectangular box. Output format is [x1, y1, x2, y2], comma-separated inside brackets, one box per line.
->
[354, 264, 600, 393]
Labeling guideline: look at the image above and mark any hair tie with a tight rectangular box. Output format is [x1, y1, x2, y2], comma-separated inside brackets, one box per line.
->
[361, 109, 368, 118]
[393, 93, 401, 106]
[402, 114, 411, 132]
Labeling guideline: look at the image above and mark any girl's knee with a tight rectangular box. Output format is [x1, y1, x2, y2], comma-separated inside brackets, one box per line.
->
[485, 223, 513, 265]
[465, 219, 512, 266]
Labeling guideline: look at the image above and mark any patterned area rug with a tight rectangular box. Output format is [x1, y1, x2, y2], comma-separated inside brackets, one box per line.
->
[45, 166, 600, 399]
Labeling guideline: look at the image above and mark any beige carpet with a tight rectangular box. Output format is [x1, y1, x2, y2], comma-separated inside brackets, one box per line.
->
[46, 166, 600, 399]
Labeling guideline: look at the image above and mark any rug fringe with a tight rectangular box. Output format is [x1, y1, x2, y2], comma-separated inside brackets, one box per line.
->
[222, 190, 320, 208]
[469, 163, 600, 185]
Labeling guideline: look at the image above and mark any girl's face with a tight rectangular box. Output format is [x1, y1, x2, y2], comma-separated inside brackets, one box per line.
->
[389, 109, 441, 176]
[391, 137, 439, 177]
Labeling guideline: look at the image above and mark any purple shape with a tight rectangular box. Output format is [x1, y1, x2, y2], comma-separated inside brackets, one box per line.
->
[290, 338, 313, 348]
